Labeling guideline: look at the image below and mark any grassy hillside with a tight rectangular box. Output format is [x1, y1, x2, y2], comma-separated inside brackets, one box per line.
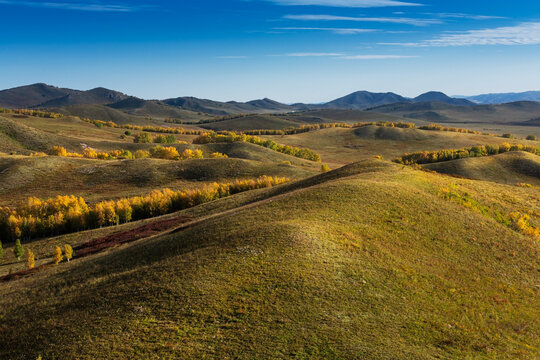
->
[263, 126, 527, 166]
[423, 151, 540, 186]
[200, 114, 304, 131]
[0, 160, 538, 359]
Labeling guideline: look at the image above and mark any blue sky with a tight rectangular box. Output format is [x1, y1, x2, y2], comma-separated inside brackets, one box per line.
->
[1, 0, 539, 102]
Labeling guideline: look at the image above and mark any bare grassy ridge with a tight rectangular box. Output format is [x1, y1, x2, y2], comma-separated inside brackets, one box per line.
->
[0, 160, 538, 359]
[423, 151, 540, 186]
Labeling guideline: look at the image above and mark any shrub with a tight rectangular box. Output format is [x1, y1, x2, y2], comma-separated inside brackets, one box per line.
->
[29, 152, 47, 157]
[134, 132, 153, 143]
[502, 133, 514, 139]
[321, 164, 331, 172]
[134, 150, 151, 159]
[124, 130, 132, 136]
[26, 249, 35, 269]
[13, 239, 24, 261]
[526, 135, 537, 141]
[65, 244, 74, 262]
[53, 246, 63, 265]
[150, 146, 180, 160]
[50, 146, 68, 157]
[210, 152, 229, 159]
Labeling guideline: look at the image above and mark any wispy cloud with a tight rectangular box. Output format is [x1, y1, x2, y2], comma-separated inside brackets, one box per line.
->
[0, 0, 152, 12]
[270, 52, 417, 59]
[383, 22, 540, 46]
[267, 0, 422, 7]
[338, 54, 418, 59]
[275, 27, 376, 34]
[433, 13, 506, 20]
[284, 14, 442, 26]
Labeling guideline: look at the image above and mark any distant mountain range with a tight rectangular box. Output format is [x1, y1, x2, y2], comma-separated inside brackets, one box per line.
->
[456, 91, 540, 104]
[0, 84, 538, 120]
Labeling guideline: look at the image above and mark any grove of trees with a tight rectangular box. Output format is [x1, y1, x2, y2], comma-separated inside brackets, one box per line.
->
[0, 176, 290, 242]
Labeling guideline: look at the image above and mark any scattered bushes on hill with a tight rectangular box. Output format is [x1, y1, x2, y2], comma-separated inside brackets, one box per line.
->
[193, 131, 321, 162]
[440, 185, 539, 240]
[395, 143, 540, 165]
[86, 119, 205, 135]
[0, 108, 63, 119]
[0, 176, 290, 242]
[526, 135, 537, 141]
[418, 123, 489, 135]
[134, 133, 182, 144]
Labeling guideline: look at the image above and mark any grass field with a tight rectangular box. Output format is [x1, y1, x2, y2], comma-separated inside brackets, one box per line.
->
[0, 160, 538, 359]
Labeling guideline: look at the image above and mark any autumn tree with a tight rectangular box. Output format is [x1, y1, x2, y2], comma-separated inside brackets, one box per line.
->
[53, 246, 63, 265]
[26, 249, 35, 269]
[64, 244, 74, 262]
[134, 132, 153, 143]
[321, 164, 331, 172]
[14, 239, 24, 261]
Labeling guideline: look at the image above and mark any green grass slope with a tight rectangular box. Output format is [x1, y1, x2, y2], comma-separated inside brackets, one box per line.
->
[0, 160, 538, 359]
[423, 151, 540, 186]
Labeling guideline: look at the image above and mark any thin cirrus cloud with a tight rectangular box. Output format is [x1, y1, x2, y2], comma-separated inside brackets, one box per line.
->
[267, 0, 422, 7]
[432, 13, 506, 20]
[383, 22, 540, 46]
[273, 53, 416, 59]
[274, 27, 377, 34]
[0, 0, 152, 12]
[284, 14, 442, 26]
[283, 52, 345, 56]
[338, 54, 418, 59]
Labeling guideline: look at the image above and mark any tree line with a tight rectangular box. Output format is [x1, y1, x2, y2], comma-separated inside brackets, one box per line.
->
[395, 143, 540, 165]
[0, 107, 64, 119]
[49, 146, 227, 161]
[0, 176, 290, 242]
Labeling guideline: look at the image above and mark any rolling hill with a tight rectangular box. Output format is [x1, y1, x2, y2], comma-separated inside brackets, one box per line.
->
[423, 151, 540, 186]
[1, 160, 538, 359]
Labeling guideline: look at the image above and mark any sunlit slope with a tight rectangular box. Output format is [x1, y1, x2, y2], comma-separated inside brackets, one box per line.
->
[423, 151, 540, 186]
[1, 160, 538, 359]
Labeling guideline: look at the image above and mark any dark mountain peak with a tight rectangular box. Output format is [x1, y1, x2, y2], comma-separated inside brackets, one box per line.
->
[413, 91, 475, 106]
[323, 91, 408, 110]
